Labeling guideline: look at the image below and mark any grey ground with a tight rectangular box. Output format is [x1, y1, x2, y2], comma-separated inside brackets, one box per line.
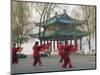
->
[11, 54, 96, 74]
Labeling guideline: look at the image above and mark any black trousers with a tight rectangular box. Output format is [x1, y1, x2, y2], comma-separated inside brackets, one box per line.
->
[59, 56, 63, 63]
[33, 56, 39, 66]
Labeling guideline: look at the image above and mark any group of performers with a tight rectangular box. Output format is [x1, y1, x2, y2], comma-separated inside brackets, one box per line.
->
[12, 39, 78, 68]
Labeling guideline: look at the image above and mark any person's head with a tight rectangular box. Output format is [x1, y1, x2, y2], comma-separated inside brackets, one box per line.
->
[75, 40, 77, 45]
[65, 41, 68, 45]
[35, 41, 39, 46]
[13, 43, 16, 48]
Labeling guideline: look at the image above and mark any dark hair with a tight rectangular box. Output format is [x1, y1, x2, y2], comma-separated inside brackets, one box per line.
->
[35, 41, 39, 45]
[65, 41, 68, 44]
[13, 43, 16, 47]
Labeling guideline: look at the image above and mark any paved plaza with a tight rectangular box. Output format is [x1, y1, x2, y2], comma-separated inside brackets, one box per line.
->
[11, 54, 96, 74]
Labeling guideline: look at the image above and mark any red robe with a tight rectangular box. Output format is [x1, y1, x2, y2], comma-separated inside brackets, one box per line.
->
[57, 41, 65, 55]
[64, 44, 70, 55]
[41, 42, 51, 52]
[32, 45, 44, 65]
[70, 44, 78, 53]
[32, 43, 51, 65]
[12, 47, 18, 64]
[58, 45, 65, 55]
[58, 44, 73, 68]
[33, 45, 43, 57]
[63, 45, 73, 68]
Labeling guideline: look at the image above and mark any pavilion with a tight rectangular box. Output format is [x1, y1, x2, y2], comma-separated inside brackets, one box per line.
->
[30, 9, 88, 52]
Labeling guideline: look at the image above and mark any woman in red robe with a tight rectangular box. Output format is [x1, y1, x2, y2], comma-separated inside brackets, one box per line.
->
[32, 41, 51, 66]
[66, 40, 78, 68]
[57, 41, 69, 68]
[33, 41, 43, 66]
[57, 41, 64, 63]
[58, 41, 75, 68]
[62, 41, 71, 68]
[65, 43, 73, 68]
[33, 47, 42, 66]
[12, 43, 19, 64]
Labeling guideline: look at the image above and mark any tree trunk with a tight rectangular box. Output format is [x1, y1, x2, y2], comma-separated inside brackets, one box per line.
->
[19, 34, 23, 47]
[80, 38, 82, 50]
[40, 39, 42, 45]
[53, 41, 55, 51]
[88, 36, 91, 50]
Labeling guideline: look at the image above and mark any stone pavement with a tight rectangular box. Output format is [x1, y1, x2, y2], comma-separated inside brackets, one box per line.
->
[11, 54, 96, 74]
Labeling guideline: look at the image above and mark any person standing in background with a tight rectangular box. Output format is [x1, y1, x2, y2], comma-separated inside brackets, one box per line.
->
[12, 43, 19, 64]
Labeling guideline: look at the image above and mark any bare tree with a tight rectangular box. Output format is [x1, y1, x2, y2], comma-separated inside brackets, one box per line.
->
[81, 6, 96, 50]
[33, 3, 57, 44]
[70, 5, 96, 50]
[12, 1, 35, 47]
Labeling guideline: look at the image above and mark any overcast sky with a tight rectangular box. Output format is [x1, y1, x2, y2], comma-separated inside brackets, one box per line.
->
[29, 2, 85, 34]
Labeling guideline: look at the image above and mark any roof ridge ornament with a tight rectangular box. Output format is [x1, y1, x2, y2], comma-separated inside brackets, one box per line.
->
[63, 9, 66, 14]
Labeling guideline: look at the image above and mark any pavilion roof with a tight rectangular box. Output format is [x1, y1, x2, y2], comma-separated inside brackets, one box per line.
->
[36, 11, 85, 28]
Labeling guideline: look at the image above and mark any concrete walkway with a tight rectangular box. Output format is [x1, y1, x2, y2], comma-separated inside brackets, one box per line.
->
[11, 54, 96, 74]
